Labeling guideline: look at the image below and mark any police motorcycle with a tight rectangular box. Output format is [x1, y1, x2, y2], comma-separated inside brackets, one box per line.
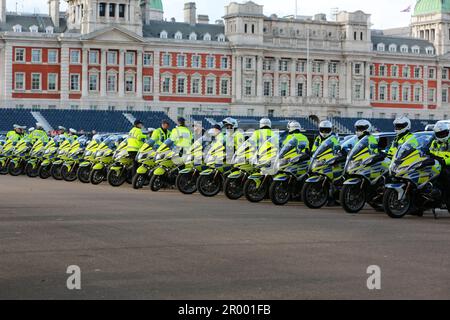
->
[107, 137, 134, 187]
[50, 137, 74, 180]
[7, 137, 33, 176]
[25, 138, 46, 178]
[77, 134, 105, 184]
[149, 139, 185, 192]
[383, 132, 446, 219]
[0, 139, 15, 175]
[89, 135, 124, 185]
[243, 137, 280, 203]
[223, 136, 258, 200]
[301, 135, 358, 209]
[268, 138, 310, 206]
[176, 137, 210, 195]
[61, 136, 89, 182]
[339, 133, 395, 214]
[132, 139, 158, 190]
[38, 138, 60, 179]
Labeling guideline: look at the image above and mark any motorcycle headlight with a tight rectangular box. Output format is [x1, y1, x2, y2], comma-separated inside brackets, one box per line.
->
[96, 151, 104, 157]
[58, 150, 65, 155]
[85, 151, 92, 157]
[45, 149, 51, 155]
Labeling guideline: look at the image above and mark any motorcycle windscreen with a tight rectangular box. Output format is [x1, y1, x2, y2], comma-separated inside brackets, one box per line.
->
[390, 133, 433, 173]
[345, 135, 378, 170]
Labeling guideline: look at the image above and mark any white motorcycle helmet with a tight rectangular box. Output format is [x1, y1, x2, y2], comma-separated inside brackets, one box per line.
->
[355, 120, 372, 138]
[222, 117, 238, 129]
[319, 120, 333, 139]
[287, 121, 301, 133]
[260, 118, 272, 129]
[434, 121, 450, 142]
[393, 116, 411, 135]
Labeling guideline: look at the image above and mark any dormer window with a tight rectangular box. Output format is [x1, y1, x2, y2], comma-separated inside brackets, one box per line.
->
[174, 31, 183, 40]
[377, 43, 385, 52]
[426, 47, 435, 55]
[412, 46, 420, 54]
[189, 32, 197, 40]
[389, 44, 397, 52]
[400, 45, 408, 53]
[217, 34, 225, 42]
[46, 26, 54, 34]
[160, 30, 168, 39]
[13, 25, 22, 32]
[29, 25, 39, 33]
[203, 33, 211, 41]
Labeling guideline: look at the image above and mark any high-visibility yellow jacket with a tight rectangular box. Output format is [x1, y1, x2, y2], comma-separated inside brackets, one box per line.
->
[151, 127, 171, 145]
[170, 126, 193, 148]
[283, 132, 310, 153]
[430, 139, 450, 166]
[30, 129, 49, 143]
[387, 132, 415, 159]
[127, 127, 147, 152]
[6, 131, 22, 142]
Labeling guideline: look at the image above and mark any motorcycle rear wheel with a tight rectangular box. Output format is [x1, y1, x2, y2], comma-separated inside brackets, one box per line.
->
[107, 170, 127, 187]
[302, 181, 329, 209]
[244, 179, 267, 203]
[51, 164, 63, 180]
[176, 172, 198, 195]
[383, 189, 411, 219]
[269, 181, 291, 206]
[197, 174, 222, 197]
[340, 184, 367, 214]
[77, 166, 91, 184]
[223, 177, 244, 200]
[62, 165, 78, 182]
[25, 163, 39, 178]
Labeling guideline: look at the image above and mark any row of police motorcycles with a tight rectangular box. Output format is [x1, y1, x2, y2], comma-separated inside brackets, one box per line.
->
[0, 129, 447, 219]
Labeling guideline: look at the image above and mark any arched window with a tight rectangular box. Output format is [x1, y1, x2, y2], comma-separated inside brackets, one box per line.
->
[160, 30, 168, 39]
[174, 31, 183, 40]
[203, 33, 211, 41]
[377, 43, 385, 52]
[411, 46, 420, 54]
[189, 32, 197, 40]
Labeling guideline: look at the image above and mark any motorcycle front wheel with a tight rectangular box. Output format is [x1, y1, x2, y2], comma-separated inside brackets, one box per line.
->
[90, 169, 105, 185]
[107, 169, 127, 187]
[51, 164, 63, 180]
[176, 172, 198, 195]
[197, 174, 222, 197]
[383, 189, 411, 219]
[302, 181, 329, 209]
[150, 174, 164, 192]
[269, 181, 291, 206]
[223, 177, 244, 200]
[0, 160, 10, 175]
[77, 166, 91, 184]
[62, 165, 78, 182]
[340, 184, 367, 214]
[25, 163, 39, 178]
[132, 173, 146, 189]
[244, 179, 267, 203]
[8, 162, 23, 176]
[38, 165, 51, 179]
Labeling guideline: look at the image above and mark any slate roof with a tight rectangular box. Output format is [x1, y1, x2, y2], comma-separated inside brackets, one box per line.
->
[142, 20, 226, 41]
[0, 13, 67, 33]
[371, 34, 435, 54]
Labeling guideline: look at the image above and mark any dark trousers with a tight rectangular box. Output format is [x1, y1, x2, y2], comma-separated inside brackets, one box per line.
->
[128, 151, 138, 177]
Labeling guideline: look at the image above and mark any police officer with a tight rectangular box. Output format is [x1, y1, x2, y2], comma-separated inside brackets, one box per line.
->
[170, 117, 193, 149]
[312, 120, 334, 153]
[252, 118, 274, 148]
[127, 120, 148, 176]
[151, 120, 171, 147]
[354, 120, 379, 155]
[68, 128, 79, 141]
[283, 121, 310, 152]
[6, 125, 24, 142]
[387, 116, 415, 160]
[222, 117, 244, 150]
[30, 123, 49, 143]
[430, 121, 450, 198]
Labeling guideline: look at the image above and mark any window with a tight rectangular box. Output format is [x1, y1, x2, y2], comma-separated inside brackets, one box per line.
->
[379, 84, 387, 101]
[279, 60, 289, 72]
[402, 66, 410, 78]
[107, 74, 117, 92]
[312, 62, 322, 73]
[107, 51, 117, 65]
[203, 33, 211, 41]
[206, 56, 215, 69]
[389, 44, 397, 52]
[379, 65, 386, 77]
[354, 63, 362, 75]
[443, 89, 448, 103]
[207, 78, 215, 95]
[297, 82, 305, 97]
[426, 47, 434, 55]
[175, 31, 183, 40]
[429, 68, 436, 79]
[312, 80, 322, 97]
[162, 53, 171, 67]
[162, 77, 171, 93]
[143, 76, 152, 93]
[263, 81, 272, 96]
[177, 54, 186, 67]
[109, 3, 116, 17]
[296, 60, 306, 73]
[29, 25, 38, 33]
[400, 45, 408, 53]
[221, 57, 229, 69]
[402, 86, 410, 101]
[143, 53, 153, 66]
[177, 77, 186, 94]
[377, 43, 385, 51]
[31, 73, 41, 91]
[369, 65, 374, 76]
[370, 84, 375, 100]
[218, 34, 226, 42]
[280, 81, 289, 97]
[354, 84, 362, 100]
[428, 88, 436, 103]
[192, 55, 201, 68]
[125, 75, 135, 92]
[48, 73, 57, 91]
[99, 3, 106, 17]
[391, 84, 399, 101]
[412, 46, 420, 54]
[70, 50, 80, 64]
[220, 79, 229, 95]
[414, 86, 422, 102]
[189, 32, 197, 40]
[70, 74, 80, 91]
[391, 65, 398, 77]
[89, 50, 99, 64]
[160, 31, 168, 39]
[31, 49, 42, 63]
[264, 60, 273, 71]
[245, 57, 253, 69]
[89, 74, 98, 91]
[48, 50, 58, 64]
[125, 52, 135, 65]
[15, 48, 25, 62]
[191, 78, 200, 94]
[244, 80, 252, 96]
[443, 68, 448, 80]
[14, 73, 25, 90]
[13, 25, 22, 32]
[119, 4, 125, 18]
[414, 67, 421, 78]
[328, 62, 338, 74]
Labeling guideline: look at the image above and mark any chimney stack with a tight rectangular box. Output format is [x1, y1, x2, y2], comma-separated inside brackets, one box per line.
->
[197, 14, 209, 25]
[184, 2, 196, 25]
[48, 0, 60, 28]
[0, 0, 6, 24]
